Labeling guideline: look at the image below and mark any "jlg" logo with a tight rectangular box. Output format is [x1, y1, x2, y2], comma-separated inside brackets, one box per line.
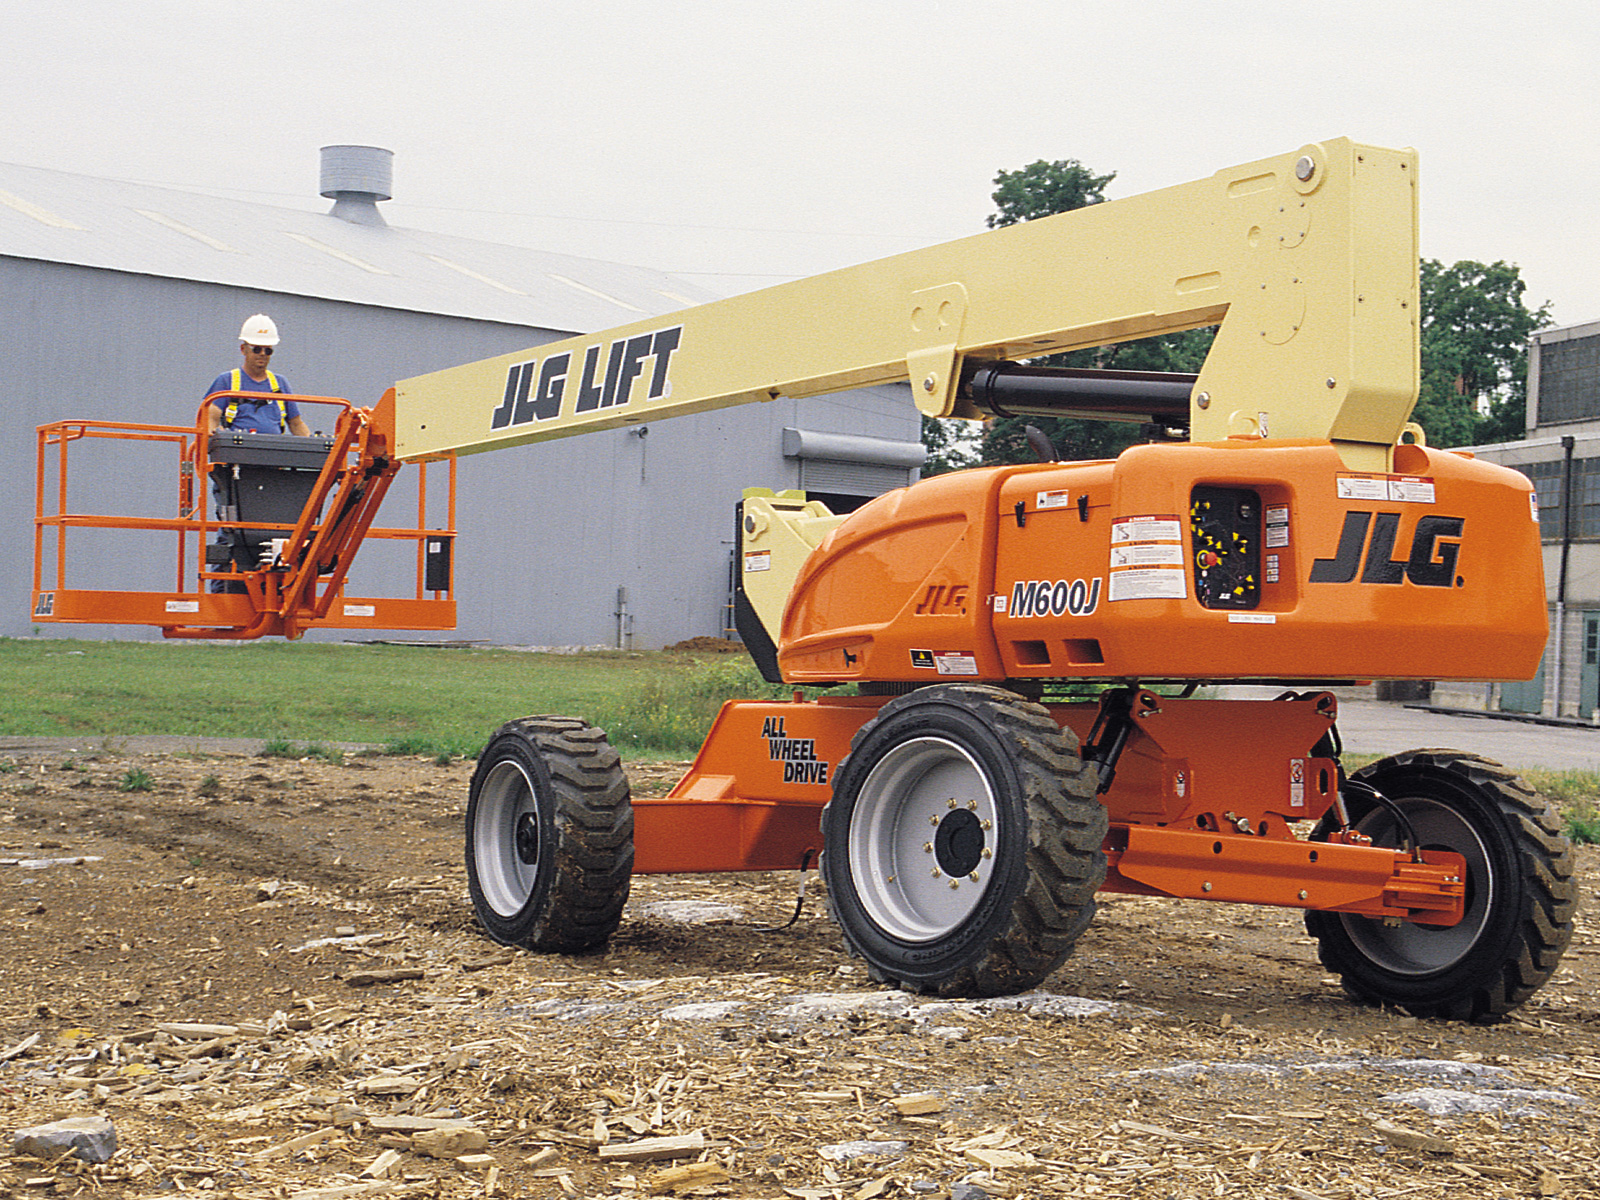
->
[1308, 512, 1464, 588]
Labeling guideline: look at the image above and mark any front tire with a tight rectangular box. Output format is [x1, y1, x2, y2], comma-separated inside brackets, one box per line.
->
[821, 685, 1107, 997]
[1305, 750, 1577, 1021]
[465, 716, 633, 952]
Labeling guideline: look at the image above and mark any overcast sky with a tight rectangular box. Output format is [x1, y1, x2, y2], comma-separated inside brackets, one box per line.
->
[3, 1, 1595, 324]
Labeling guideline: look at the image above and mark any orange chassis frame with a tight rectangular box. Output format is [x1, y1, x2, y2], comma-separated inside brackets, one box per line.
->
[635, 690, 1466, 927]
[32, 395, 456, 640]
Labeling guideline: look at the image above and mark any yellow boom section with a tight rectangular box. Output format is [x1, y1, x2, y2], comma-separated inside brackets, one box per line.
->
[393, 138, 1418, 473]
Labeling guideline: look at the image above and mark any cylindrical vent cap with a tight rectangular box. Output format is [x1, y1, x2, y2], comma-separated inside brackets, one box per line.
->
[319, 145, 393, 201]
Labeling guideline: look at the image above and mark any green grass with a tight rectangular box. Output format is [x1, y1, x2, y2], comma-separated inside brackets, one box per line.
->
[1522, 767, 1600, 846]
[0, 638, 795, 759]
[7, 636, 1600, 841]
[260, 738, 346, 763]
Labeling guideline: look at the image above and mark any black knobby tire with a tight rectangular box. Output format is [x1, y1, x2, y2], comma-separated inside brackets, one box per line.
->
[465, 716, 633, 953]
[1304, 749, 1577, 1021]
[821, 684, 1108, 997]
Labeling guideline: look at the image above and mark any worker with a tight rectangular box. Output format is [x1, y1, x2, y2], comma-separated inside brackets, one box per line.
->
[205, 314, 311, 436]
[206, 315, 311, 591]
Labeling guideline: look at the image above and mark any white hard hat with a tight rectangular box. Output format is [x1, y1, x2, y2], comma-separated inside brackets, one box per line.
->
[239, 314, 280, 346]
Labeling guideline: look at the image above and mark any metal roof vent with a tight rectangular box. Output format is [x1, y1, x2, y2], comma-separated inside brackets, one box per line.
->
[320, 145, 392, 227]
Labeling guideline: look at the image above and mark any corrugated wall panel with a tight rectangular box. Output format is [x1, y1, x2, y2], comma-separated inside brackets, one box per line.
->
[1, 257, 920, 648]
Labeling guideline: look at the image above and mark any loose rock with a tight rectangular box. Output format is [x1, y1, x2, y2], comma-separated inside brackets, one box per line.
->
[13, 1115, 118, 1164]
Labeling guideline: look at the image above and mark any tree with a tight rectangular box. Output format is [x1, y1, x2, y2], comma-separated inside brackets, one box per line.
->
[919, 413, 980, 475]
[986, 159, 1116, 229]
[1414, 259, 1550, 447]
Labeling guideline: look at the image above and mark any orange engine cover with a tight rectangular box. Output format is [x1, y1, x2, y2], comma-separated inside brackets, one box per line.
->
[776, 439, 1546, 685]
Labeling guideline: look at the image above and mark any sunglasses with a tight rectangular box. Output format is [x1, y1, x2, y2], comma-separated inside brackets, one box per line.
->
[247, 345, 274, 356]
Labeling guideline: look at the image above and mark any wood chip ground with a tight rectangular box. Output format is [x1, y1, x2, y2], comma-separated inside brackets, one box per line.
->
[2, 748, 1598, 1198]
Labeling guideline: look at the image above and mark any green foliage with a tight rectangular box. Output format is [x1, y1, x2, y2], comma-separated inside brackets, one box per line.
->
[586, 656, 836, 758]
[987, 159, 1115, 229]
[1520, 767, 1600, 845]
[1567, 810, 1600, 846]
[118, 767, 152, 792]
[919, 416, 981, 476]
[1414, 259, 1551, 447]
[196, 774, 222, 797]
[261, 740, 345, 763]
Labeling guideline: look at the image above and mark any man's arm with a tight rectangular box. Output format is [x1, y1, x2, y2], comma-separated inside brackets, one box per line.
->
[288, 415, 311, 436]
[206, 401, 222, 433]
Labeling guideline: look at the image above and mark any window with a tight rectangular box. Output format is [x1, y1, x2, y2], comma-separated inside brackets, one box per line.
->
[1517, 457, 1600, 540]
[1536, 333, 1600, 426]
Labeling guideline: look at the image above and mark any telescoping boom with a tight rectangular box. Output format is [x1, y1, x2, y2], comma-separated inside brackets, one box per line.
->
[389, 138, 1418, 473]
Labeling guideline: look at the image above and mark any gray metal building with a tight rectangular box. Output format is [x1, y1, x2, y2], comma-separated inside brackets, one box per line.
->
[1, 148, 923, 648]
[1439, 318, 1600, 718]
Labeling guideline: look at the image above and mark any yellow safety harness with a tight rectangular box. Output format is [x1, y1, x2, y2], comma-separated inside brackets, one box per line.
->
[223, 369, 287, 431]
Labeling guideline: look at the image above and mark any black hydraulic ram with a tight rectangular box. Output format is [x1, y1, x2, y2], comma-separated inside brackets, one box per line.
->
[963, 362, 1196, 424]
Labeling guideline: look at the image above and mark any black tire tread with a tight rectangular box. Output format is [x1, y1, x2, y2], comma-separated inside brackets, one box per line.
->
[825, 684, 1107, 998]
[467, 715, 633, 953]
[1306, 749, 1576, 1021]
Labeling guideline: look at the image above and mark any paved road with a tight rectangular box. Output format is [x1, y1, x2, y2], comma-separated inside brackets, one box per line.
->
[1330, 698, 1600, 773]
[1207, 689, 1600, 773]
[2, 699, 1598, 773]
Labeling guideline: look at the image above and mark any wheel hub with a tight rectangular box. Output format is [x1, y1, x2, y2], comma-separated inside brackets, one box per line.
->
[515, 811, 540, 865]
[934, 808, 985, 877]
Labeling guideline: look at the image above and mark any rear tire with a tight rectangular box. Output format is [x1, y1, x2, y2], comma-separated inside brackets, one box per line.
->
[465, 716, 633, 952]
[1305, 750, 1576, 1021]
[821, 684, 1107, 997]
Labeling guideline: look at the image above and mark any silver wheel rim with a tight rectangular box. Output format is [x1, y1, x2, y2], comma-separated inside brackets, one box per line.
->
[1340, 794, 1494, 974]
[848, 736, 1000, 942]
[474, 760, 541, 918]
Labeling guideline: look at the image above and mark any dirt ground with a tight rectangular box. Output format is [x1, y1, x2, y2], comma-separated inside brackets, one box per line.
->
[1, 744, 1597, 1200]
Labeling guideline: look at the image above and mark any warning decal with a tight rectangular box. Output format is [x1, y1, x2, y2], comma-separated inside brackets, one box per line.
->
[1265, 504, 1290, 548]
[1108, 515, 1187, 602]
[1336, 474, 1436, 504]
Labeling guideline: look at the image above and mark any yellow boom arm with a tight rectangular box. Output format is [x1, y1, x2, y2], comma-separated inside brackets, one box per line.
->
[392, 138, 1418, 473]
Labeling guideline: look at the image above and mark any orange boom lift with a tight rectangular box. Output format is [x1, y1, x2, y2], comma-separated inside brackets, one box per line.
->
[34, 139, 1575, 1020]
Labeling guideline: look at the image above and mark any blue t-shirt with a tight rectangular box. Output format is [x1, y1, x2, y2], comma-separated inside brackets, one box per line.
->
[206, 370, 301, 434]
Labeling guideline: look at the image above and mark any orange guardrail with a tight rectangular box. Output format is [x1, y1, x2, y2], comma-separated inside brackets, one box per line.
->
[33, 396, 457, 640]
